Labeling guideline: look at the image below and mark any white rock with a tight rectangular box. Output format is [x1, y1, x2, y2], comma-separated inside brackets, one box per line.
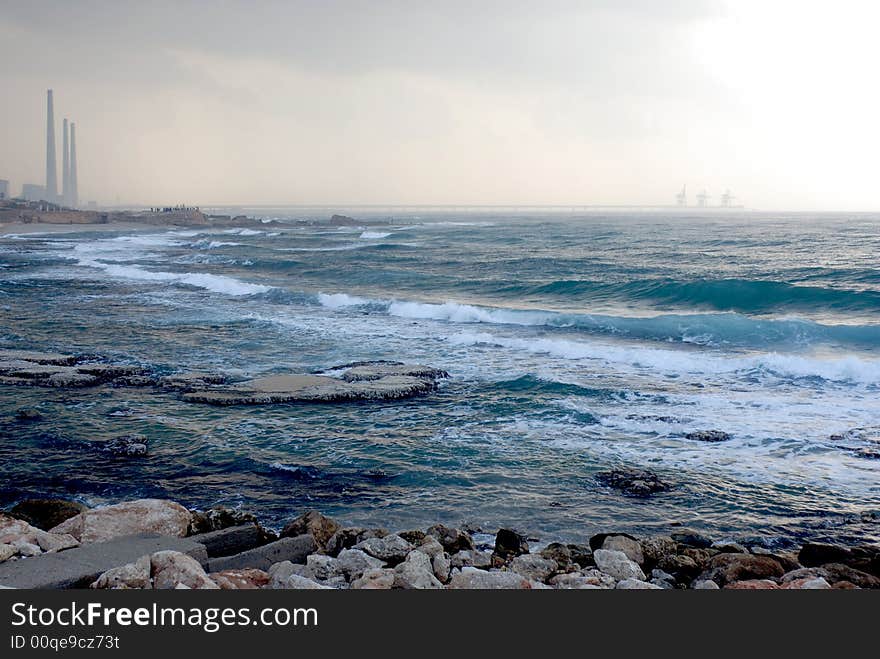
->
[0, 544, 16, 562]
[354, 534, 413, 563]
[150, 551, 218, 590]
[448, 567, 531, 589]
[91, 555, 152, 589]
[50, 499, 192, 543]
[11, 540, 41, 557]
[593, 549, 646, 581]
[602, 536, 645, 565]
[693, 579, 720, 590]
[393, 550, 442, 589]
[616, 578, 662, 589]
[268, 561, 315, 589]
[510, 554, 558, 582]
[337, 548, 385, 580]
[351, 568, 396, 589]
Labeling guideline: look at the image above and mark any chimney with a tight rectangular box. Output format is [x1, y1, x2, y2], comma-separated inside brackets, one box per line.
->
[62, 118, 70, 206]
[70, 122, 78, 208]
[46, 90, 57, 202]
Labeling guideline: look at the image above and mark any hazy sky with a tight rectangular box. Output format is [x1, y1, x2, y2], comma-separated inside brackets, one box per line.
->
[1, 1, 878, 210]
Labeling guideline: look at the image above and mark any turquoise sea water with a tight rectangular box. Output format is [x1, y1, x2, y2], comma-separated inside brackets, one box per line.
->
[1, 210, 879, 546]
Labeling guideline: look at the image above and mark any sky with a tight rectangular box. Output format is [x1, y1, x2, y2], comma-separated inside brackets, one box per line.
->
[0, 0, 878, 210]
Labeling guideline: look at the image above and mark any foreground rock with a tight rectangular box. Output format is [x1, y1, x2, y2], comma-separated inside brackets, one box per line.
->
[0, 515, 79, 562]
[50, 499, 192, 543]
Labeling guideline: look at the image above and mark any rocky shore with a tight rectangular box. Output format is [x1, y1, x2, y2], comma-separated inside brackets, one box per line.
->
[1, 498, 878, 590]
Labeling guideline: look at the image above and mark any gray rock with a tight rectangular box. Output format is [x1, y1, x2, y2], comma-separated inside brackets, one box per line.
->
[91, 555, 152, 589]
[426, 524, 475, 553]
[593, 549, 646, 581]
[684, 430, 731, 442]
[596, 468, 671, 496]
[448, 567, 531, 589]
[189, 524, 269, 558]
[100, 434, 148, 457]
[432, 553, 452, 583]
[151, 550, 218, 590]
[206, 535, 317, 572]
[670, 529, 713, 549]
[616, 578, 662, 589]
[336, 548, 385, 580]
[510, 554, 557, 582]
[393, 550, 442, 589]
[601, 535, 645, 565]
[549, 571, 613, 589]
[693, 579, 720, 589]
[306, 554, 343, 581]
[353, 534, 413, 564]
[325, 527, 387, 556]
[267, 560, 315, 588]
[450, 549, 493, 569]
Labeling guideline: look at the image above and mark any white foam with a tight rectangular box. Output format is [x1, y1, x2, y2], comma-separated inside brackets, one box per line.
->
[317, 292, 372, 308]
[446, 330, 880, 386]
[360, 231, 392, 239]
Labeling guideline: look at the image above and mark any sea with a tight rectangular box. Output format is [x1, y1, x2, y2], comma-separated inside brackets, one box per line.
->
[1, 209, 878, 547]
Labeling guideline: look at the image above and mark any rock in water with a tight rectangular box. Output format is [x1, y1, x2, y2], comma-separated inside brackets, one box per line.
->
[100, 434, 148, 457]
[684, 430, 731, 442]
[596, 468, 671, 496]
[8, 499, 88, 531]
[14, 407, 42, 421]
[50, 499, 192, 543]
[593, 549, 647, 581]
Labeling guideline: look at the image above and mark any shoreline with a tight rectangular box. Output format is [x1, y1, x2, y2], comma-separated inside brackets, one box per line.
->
[1, 498, 878, 590]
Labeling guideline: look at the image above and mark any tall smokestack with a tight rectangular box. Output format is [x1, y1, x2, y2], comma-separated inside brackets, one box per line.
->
[69, 122, 78, 208]
[62, 118, 70, 206]
[45, 90, 57, 203]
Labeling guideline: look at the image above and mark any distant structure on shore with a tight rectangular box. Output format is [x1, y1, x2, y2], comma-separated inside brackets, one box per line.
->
[0, 180, 8, 200]
[38, 89, 79, 207]
[675, 184, 743, 209]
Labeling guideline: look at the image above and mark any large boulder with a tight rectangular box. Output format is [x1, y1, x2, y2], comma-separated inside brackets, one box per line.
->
[699, 553, 785, 587]
[50, 499, 192, 543]
[351, 568, 396, 589]
[281, 511, 340, 551]
[596, 534, 644, 565]
[593, 549, 646, 581]
[8, 499, 87, 531]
